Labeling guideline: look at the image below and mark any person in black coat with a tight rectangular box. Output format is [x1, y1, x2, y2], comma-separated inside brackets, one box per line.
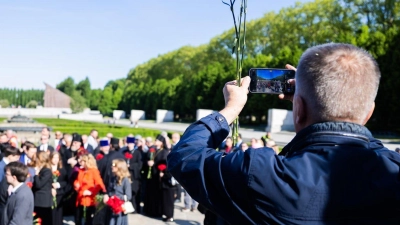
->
[50, 151, 69, 225]
[120, 136, 143, 212]
[32, 151, 53, 225]
[143, 135, 174, 221]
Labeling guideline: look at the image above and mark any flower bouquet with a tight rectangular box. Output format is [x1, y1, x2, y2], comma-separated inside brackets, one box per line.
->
[51, 170, 60, 209]
[147, 148, 156, 179]
[33, 212, 42, 225]
[124, 152, 133, 159]
[124, 152, 133, 167]
[106, 195, 125, 215]
[96, 153, 104, 160]
[157, 164, 167, 172]
[26, 181, 33, 188]
[94, 194, 106, 214]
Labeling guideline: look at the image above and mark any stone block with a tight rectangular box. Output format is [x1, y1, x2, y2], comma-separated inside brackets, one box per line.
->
[156, 110, 174, 123]
[130, 110, 145, 121]
[113, 110, 126, 119]
[266, 109, 295, 133]
[196, 109, 218, 121]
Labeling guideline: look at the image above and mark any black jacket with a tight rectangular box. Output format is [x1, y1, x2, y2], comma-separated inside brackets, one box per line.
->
[33, 167, 53, 208]
[121, 147, 143, 193]
[53, 167, 69, 206]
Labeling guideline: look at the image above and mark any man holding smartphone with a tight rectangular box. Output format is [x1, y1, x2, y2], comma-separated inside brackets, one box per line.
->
[167, 43, 400, 224]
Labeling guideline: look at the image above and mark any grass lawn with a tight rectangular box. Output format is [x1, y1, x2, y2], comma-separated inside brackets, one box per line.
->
[33, 118, 168, 138]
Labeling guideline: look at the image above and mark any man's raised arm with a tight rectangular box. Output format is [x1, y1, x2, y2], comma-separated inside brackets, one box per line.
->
[167, 77, 255, 224]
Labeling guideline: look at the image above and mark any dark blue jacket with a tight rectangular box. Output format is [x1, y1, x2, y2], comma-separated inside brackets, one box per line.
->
[167, 113, 400, 224]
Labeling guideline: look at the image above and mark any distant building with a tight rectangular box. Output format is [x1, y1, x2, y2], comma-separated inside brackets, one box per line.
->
[43, 83, 71, 108]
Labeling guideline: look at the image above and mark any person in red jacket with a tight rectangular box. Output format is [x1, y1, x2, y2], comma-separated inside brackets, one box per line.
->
[74, 153, 106, 225]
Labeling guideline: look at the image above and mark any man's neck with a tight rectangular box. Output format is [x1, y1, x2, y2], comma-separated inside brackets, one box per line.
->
[11, 181, 22, 189]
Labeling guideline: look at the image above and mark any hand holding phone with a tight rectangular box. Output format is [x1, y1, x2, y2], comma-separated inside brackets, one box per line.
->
[249, 67, 296, 94]
[278, 64, 297, 102]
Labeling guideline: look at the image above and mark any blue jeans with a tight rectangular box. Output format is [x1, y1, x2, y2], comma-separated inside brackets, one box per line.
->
[184, 190, 197, 209]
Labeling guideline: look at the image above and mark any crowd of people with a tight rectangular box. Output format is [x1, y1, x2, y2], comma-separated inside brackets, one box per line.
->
[0, 128, 191, 225]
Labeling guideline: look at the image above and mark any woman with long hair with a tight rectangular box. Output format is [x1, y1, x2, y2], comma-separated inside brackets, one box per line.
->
[104, 159, 132, 225]
[74, 153, 106, 225]
[50, 151, 69, 225]
[32, 151, 53, 225]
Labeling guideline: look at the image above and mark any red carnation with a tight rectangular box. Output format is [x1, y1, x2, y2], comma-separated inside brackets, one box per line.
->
[26, 182, 33, 188]
[96, 154, 104, 160]
[124, 152, 133, 159]
[157, 164, 167, 171]
[106, 195, 125, 214]
[149, 148, 156, 153]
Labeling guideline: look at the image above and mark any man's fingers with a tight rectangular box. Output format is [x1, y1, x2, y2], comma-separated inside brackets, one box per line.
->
[240, 76, 251, 90]
[285, 64, 297, 71]
[287, 79, 296, 85]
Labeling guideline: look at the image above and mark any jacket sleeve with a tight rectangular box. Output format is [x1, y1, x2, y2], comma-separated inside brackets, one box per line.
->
[167, 113, 254, 224]
[56, 168, 68, 196]
[130, 151, 142, 179]
[123, 177, 132, 201]
[33, 168, 52, 189]
[90, 169, 106, 195]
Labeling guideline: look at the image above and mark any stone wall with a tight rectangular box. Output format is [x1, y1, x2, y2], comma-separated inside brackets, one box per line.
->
[0, 107, 71, 118]
[266, 108, 295, 132]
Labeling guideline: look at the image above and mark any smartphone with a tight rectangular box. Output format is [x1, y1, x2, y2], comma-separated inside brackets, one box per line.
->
[249, 68, 295, 94]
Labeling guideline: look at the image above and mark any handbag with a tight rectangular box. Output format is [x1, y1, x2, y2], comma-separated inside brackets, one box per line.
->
[122, 195, 135, 214]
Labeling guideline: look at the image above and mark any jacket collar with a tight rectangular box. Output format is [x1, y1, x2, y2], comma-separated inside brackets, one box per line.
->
[280, 122, 374, 157]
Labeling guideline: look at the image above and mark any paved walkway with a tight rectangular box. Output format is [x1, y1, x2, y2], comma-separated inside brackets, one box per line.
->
[63, 195, 204, 225]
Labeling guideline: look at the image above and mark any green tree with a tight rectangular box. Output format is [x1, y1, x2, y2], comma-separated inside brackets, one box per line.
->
[0, 99, 9, 108]
[76, 77, 92, 105]
[70, 90, 87, 113]
[89, 89, 102, 110]
[56, 77, 75, 96]
[98, 87, 114, 115]
[26, 100, 38, 108]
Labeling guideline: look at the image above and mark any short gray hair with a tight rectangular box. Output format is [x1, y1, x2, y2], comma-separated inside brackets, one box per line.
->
[296, 43, 380, 123]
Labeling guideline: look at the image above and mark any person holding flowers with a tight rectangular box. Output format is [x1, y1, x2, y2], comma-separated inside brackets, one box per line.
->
[143, 134, 170, 219]
[74, 153, 106, 225]
[103, 159, 132, 225]
[50, 151, 68, 225]
[32, 151, 53, 225]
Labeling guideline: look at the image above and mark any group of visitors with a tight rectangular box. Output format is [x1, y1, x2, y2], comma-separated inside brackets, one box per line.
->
[0, 128, 183, 224]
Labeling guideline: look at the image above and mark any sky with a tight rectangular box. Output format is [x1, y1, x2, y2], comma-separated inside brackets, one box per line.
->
[0, 0, 309, 90]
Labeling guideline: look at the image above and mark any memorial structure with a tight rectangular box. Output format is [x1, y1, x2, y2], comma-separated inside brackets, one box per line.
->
[43, 83, 72, 108]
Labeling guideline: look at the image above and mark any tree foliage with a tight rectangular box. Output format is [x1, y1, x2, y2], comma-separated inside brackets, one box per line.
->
[0, 89, 43, 107]
[0, 100, 10, 108]
[26, 100, 38, 108]
[56, 77, 75, 96]
[116, 0, 400, 130]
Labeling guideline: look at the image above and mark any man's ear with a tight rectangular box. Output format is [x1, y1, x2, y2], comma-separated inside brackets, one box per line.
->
[293, 95, 308, 132]
[362, 102, 375, 125]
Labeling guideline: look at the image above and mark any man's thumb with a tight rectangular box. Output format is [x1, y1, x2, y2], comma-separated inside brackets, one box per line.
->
[241, 76, 251, 90]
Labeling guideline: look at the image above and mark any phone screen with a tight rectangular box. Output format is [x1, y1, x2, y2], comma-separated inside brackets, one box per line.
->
[249, 68, 295, 94]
